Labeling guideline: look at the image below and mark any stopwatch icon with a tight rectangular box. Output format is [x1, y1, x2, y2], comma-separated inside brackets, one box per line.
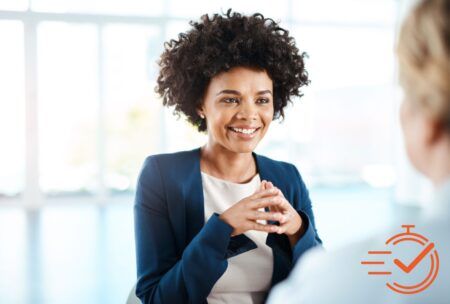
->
[361, 224, 439, 295]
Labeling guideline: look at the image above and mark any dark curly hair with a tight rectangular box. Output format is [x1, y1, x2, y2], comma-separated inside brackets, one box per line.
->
[156, 9, 310, 132]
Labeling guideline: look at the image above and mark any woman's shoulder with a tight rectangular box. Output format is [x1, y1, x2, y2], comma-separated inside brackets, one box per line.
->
[139, 148, 200, 179]
[144, 148, 199, 163]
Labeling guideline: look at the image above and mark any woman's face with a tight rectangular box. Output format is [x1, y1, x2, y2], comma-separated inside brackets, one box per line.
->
[199, 66, 274, 154]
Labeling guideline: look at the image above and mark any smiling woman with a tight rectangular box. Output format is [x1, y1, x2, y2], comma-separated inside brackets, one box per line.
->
[134, 10, 322, 304]
[198, 67, 274, 171]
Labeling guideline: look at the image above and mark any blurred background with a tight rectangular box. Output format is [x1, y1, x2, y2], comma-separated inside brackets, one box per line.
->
[0, 0, 431, 303]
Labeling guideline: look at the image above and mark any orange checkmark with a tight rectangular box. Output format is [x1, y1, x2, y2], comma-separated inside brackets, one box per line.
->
[394, 242, 435, 274]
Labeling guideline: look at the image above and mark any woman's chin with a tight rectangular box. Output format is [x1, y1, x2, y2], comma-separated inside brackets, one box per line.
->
[226, 142, 259, 154]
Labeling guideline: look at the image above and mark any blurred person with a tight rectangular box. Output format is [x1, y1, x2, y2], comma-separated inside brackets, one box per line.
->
[267, 0, 450, 303]
[134, 10, 322, 304]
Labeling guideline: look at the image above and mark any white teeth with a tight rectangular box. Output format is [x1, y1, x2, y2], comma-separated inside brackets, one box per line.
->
[230, 127, 257, 134]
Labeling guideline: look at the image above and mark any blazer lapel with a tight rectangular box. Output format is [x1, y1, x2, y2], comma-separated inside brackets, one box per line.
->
[182, 148, 205, 245]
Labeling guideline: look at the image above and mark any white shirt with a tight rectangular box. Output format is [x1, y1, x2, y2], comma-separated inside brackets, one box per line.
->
[267, 180, 450, 304]
[201, 172, 274, 304]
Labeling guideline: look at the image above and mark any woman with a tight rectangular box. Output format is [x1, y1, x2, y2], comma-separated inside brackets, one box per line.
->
[134, 10, 322, 304]
[267, 0, 450, 303]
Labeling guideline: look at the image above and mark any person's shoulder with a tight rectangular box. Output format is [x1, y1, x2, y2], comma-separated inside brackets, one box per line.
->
[144, 148, 200, 167]
[297, 235, 381, 276]
[138, 148, 200, 179]
[144, 148, 200, 164]
[273, 234, 397, 304]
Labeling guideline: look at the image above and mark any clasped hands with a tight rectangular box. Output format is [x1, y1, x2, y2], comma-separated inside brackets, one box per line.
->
[219, 180, 302, 237]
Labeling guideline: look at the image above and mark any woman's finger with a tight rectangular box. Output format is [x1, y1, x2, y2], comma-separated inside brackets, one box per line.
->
[276, 224, 288, 234]
[273, 221, 291, 234]
[269, 205, 281, 214]
[266, 182, 287, 212]
[258, 181, 264, 192]
[277, 188, 285, 198]
[265, 182, 284, 197]
[246, 221, 279, 233]
[250, 195, 284, 209]
[249, 188, 278, 200]
[260, 180, 268, 191]
[268, 182, 279, 194]
[277, 211, 292, 224]
[274, 196, 293, 212]
[265, 182, 279, 212]
[277, 212, 303, 234]
[247, 210, 284, 221]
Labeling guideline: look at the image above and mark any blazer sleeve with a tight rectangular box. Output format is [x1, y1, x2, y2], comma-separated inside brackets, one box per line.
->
[134, 156, 233, 304]
[289, 164, 322, 264]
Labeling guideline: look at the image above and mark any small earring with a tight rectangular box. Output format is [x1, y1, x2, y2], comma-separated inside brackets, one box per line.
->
[200, 114, 205, 119]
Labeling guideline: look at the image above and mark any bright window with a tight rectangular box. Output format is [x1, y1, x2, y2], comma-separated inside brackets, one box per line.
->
[38, 22, 99, 195]
[0, 0, 28, 11]
[32, 0, 163, 16]
[0, 21, 25, 198]
[102, 24, 161, 193]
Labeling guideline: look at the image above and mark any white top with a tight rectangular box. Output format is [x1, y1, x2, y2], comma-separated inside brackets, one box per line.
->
[201, 172, 274, 304]
[267, 179, 450, 304]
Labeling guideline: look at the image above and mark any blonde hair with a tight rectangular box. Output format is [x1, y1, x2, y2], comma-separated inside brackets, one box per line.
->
[397, 0, 450, 130]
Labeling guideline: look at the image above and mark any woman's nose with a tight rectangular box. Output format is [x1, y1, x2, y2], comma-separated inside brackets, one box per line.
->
[236, 100, 258, 120]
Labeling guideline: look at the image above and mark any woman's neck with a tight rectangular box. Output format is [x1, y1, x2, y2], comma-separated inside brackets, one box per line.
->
[200, 144, 257, 183]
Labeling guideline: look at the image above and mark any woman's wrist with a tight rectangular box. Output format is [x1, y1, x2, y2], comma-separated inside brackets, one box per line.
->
[286, 212, 302, 236]
[286, 213, 306, 247]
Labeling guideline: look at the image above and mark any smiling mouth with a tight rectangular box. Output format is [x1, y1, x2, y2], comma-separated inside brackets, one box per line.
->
[228, 127, 261, 135]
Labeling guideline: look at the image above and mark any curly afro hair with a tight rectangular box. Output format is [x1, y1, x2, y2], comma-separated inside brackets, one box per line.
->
[156, 9, 310, 132]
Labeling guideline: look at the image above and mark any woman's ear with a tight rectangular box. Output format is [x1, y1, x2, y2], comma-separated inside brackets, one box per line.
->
[197, 107, 205, 119]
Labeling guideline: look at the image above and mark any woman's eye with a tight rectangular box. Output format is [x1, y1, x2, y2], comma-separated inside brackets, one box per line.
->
[257, 98, 270, 104]
[223, 97, 239, 103]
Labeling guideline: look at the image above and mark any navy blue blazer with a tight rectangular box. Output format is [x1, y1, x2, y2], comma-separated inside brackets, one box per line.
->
[134, 148, 321, 304]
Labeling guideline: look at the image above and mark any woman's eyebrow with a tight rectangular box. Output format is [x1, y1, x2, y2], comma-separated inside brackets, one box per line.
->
[215, 89, 272, 96]
[257, 90, 272, 95]
[216, 89, 241, 96]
